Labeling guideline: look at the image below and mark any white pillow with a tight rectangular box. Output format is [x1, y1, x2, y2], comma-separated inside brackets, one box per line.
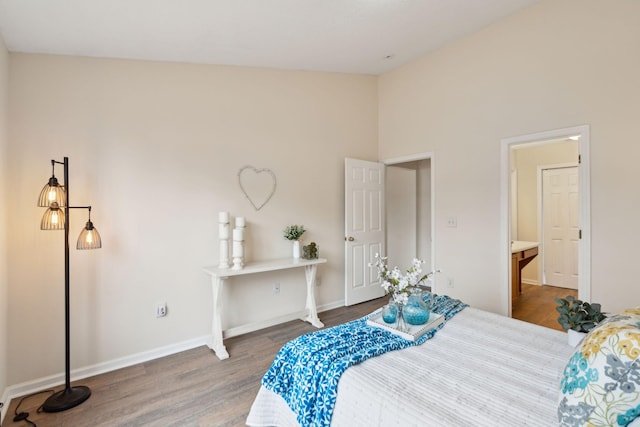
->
[558, 308, 640, 426]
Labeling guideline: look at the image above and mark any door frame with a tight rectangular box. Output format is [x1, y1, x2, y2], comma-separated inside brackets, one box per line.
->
[382, 152, 437, 292]
[500, 125, 590, 316]
[537, 162, 579, 287]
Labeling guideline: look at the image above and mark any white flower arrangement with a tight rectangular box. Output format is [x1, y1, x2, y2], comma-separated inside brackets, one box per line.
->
[370, 253, 437, 305]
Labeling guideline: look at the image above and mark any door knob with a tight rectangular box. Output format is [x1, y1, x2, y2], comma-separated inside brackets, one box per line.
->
[345, 236, 355, 241]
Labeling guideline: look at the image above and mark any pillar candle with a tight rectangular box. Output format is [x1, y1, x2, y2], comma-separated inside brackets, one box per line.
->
[218, 211, 229, 223]
[219, 223, 229, 240]
[218, 240, 230, 269]
[235, 216, 245, 228]
[233, 240, 244, 258]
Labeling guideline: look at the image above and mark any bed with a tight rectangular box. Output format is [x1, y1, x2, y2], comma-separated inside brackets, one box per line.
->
[247, 302, 640, 427]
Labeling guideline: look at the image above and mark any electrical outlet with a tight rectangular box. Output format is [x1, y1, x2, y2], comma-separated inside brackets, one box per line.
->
[447, 217, 457, 228]
[156, 303, 167, 317]
[447, 278, 454, 288]
[315, 276, 321, 287]
[274, 283, 280, 294]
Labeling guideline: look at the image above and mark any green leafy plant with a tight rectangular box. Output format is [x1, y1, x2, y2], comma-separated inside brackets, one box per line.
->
[555, 295, 606, 332]
[302, 242, 318, 259]
[283, 225, 305, 241]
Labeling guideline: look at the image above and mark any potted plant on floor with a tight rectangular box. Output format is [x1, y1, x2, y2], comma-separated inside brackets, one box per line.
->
[555, 295, 606, 346]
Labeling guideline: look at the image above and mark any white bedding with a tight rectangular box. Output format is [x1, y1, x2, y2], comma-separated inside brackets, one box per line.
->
[247, 307, 574, 427]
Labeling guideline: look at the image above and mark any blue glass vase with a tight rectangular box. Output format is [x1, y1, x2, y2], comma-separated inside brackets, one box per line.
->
[395, 301, 407, 332]
[403, 288, 431, 325]
[381, 302, 397, 324]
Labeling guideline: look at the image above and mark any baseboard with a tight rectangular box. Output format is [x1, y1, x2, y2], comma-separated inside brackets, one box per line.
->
[224, 299, 344, 338]
[521, 279, 540, 286]
[224, 310, 308, 338]
[3, 298, 345, 411]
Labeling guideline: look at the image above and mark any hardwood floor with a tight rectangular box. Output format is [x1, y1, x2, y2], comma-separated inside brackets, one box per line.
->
[1, 297, 387, 427]
[512, 283, 578, 331]
[2, 287, 573, 427]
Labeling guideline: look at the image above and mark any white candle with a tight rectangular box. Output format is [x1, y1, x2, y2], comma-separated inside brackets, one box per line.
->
[218, 240, 230, 269]
[233, 228, 243, 241]
[235, 216, 245, 228]
[219, 223, 229, 240]
[218, 211, 229, 223]
[233, 240, 244, 257]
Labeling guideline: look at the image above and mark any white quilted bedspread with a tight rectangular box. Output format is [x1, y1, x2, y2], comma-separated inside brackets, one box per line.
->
[247, 307, 574, 427]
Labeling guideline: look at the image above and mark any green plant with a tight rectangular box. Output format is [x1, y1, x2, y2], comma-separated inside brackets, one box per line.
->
[555, 295, 606, 332]
[302, 242, 318, 259]
[283, 225, 305, 241]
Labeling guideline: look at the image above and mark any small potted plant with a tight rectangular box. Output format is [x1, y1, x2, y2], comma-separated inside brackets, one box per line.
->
[555, 295, 606, 346]
[302, 242, 319, 260]
[283, 225, 305, 259]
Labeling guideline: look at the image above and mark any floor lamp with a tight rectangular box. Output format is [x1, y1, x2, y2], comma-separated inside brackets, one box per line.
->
[38, 157, 102, 412]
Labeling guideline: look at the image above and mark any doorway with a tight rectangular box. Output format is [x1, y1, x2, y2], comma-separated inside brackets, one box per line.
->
[501, 126, 591, 318]
[385, 160, 432, 272]
[384, 154, 434, 289]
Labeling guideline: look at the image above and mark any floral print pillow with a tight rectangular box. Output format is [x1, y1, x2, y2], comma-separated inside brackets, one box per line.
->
[558, 308, 640, 427]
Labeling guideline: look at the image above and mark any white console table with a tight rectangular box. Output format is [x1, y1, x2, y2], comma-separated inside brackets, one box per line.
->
[203, 257, 327, 360]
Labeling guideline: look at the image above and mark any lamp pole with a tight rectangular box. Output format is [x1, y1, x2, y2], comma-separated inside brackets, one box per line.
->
[42, 157, 91, 412]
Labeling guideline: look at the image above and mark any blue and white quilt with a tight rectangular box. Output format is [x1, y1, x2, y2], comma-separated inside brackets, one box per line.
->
[261, 294, 468, 427]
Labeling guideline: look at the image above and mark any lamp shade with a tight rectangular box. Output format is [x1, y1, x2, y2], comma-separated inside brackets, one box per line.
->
[40, 202, 65, 230]
[77, 220, 102, 249]
[38, 176, 66, 207]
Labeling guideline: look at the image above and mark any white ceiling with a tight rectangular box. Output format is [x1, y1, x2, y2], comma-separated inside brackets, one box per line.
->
[0, 0, 538, 75]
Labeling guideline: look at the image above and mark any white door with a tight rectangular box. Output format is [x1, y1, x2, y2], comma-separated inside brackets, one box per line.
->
[344, 158, 385, 305]
[543, 167, 579, 289]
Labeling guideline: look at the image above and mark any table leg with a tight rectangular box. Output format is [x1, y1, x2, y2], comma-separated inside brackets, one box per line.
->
[209, 276, 229, 360]
[303, 265, 324, 328]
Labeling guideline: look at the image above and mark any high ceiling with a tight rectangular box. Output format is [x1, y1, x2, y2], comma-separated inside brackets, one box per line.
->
[0, 0, 538, 75]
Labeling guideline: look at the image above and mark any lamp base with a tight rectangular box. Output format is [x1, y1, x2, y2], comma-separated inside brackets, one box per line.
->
[42, 385, 91, 413]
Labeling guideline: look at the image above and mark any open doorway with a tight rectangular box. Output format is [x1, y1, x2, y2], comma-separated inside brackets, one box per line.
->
[384, 154, 435, 291]
[510, 140, 579, 329]
[501, 126, 591, 324]
[512, 141, 579, 289]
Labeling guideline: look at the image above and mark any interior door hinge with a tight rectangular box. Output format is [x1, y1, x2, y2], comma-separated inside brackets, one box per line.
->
[578, 154, 581, 164]
[579, 229, 582, 239]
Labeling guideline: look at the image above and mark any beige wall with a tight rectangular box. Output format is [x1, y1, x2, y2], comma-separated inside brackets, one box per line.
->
[6, 54, 377, 385]
[513, 140, 579, 284]
[0, 34, 9, 407]
[378, 0, 640, 314]
[6, 0, 640, 394]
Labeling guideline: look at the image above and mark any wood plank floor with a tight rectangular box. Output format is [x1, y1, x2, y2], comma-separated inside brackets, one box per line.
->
[3, 287, 574, 427]
[2, 298, 387, 427]
[512, 283, 578, 331]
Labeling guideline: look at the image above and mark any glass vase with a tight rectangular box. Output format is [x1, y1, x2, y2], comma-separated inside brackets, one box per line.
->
[381, 303, 397, 324]
[403, 288, 431, 325]
[395, 302, 407, 332]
